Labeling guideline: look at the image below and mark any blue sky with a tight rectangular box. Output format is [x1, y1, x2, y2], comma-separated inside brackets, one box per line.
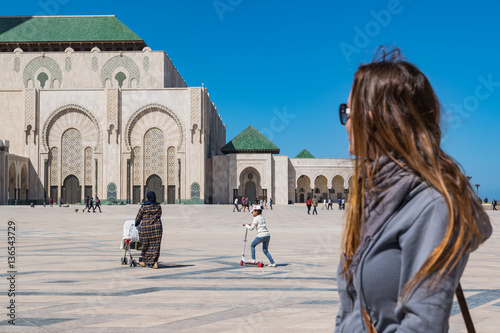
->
[4, 0, 500, 199]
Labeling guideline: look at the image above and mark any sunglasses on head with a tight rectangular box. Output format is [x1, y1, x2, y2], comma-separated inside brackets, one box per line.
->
[339, 103, 351, 125]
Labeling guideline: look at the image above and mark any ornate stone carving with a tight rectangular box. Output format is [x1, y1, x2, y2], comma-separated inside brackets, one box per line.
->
[100, 55, 140, 88]
[84, 147, 93, 185]
[25, 89, 36, 133]
[41, 104, 102, 153]
[23, 56, 63, 88]
[61, 129, 82, 182]
[143, 128, 165, 183]
[49, 147, 59, 185]
[167, 146, 176, 185]
[190, 88, 201, 128]
[92, 57, 98, 72]
[65, 57, 71, 72]
[132, 147, 141, 185]
[14, 57, 20, 72]
[124, 103, 184, 152]
[107, 89, 119, 132]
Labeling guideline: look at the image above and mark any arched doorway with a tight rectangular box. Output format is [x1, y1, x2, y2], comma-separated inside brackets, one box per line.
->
[8, 163, 15, 203]
[239, 167, 262, 202]
[296, 175, 311, 203]
[245, 181, 256, 201]
[331, 175, 345, 200]
[20, 166, 27, 203]
[145, 174, 164, 203]
[62, 175, 81, 204]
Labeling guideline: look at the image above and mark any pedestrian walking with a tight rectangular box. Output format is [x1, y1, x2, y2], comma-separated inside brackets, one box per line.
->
[338, 198, 342, 210]
[83, 196, 90, 212]
[306, 197, 312, 214]
[269, 198, 273, 210]
[493, 199, 497, 211]
[135, 191, 162, 269]
[241, 196, 246, 212]
[312, 196, 318, 215]
[341, 198, 345, 210]
[328, 198, 332, 210]
[233, 197, 240, 212]
[94, 197, 102, 212]
[50, 198, 53, 207]
[88, 197, 94, 213]
[322, 198, 327, 210]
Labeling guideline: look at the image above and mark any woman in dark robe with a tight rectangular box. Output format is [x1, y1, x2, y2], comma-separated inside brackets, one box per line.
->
[135, 191, 163, 269]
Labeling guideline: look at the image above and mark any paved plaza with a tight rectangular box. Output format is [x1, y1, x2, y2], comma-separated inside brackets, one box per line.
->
[0, 204, 498, 332]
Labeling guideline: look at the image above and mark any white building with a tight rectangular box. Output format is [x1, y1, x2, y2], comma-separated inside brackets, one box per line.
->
[0, 15, 353, 205]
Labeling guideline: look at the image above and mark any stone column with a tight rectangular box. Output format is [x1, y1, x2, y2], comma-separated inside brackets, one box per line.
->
[0, 140, 9, 205]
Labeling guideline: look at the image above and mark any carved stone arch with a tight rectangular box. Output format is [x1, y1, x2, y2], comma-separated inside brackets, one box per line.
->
[41, 104, 102, 153]
[124, 103, 185, 152]
[239, 166, 262, 199]
[100, 55, 140, 88]
[331, 174, 346, 188]
[23, 56, 63, 88]
[296, 174, 312, 187]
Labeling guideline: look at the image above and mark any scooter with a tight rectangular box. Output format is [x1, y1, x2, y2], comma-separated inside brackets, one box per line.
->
[240, 228, 264, 267]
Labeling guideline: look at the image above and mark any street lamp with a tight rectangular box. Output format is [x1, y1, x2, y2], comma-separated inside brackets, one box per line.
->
[475, 184, 480, 198]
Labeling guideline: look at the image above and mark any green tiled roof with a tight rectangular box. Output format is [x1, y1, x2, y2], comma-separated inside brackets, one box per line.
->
[0, 16, 144, 43]
[295, 149, 315, 158]
[221, 125, 280, 154]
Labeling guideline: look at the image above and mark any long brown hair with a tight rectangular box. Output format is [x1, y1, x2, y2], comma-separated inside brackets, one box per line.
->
[341, 47, 487, 297]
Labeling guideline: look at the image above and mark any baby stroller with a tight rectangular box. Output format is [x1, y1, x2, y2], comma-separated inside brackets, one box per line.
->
[120, 220, 142, 267]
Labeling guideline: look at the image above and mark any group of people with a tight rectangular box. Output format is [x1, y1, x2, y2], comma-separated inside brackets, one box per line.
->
[135, 192, 276, 269]
[83, 196, 102, 213]
[233, 197, 273, 212]
[305, 196, 345, 214]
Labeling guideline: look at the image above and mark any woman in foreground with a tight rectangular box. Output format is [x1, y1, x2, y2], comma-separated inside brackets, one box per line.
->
[335, 47, 492, 332]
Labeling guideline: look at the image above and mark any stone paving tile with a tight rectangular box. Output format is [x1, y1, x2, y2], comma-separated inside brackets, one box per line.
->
[0, 205, 498, 332]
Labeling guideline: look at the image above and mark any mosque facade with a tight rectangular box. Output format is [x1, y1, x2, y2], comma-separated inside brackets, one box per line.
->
[0, 15, 353, 206]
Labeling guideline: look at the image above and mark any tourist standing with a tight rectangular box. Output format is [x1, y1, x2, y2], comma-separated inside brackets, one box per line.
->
[306, 197, 312, 214]
[269, 198, 273, 210]
[135, 191, 163, 269]
[322, 198, 327, 210]
[242, 205, 276, 267]
[335, 46, 492, 332]
[50, 198, 53, 207]
[328, 198, 332, 210]
[337, 198, 342, 210]
[341, 198, 345, 210]
[493, 199, 497, 211]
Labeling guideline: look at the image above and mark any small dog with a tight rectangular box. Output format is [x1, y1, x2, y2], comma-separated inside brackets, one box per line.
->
[74, 209, 79, 213]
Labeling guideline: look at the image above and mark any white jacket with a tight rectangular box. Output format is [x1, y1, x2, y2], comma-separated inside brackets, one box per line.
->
[245, 215, 270, 237]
